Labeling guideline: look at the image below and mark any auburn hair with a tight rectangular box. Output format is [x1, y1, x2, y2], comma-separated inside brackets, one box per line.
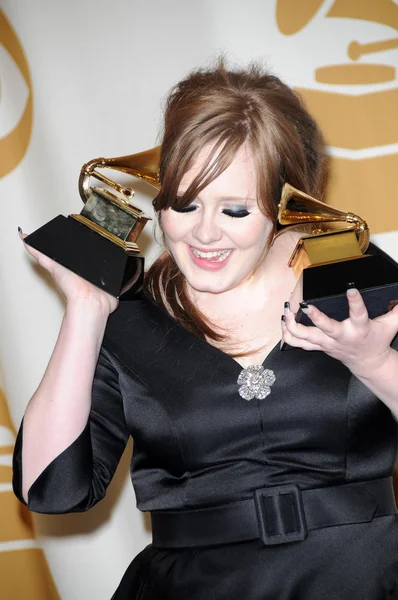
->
[145, 59, 327, 342]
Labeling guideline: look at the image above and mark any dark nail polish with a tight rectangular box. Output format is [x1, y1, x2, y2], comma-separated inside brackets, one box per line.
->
[299, 301, 308, 309]
[284, 301, 290, 310]
[346, 282, 356, 289]
[18, 226, 22, 234]
[281, 314, 286, 322]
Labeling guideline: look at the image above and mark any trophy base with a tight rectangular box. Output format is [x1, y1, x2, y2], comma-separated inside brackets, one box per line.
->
[282, 254, 398, 350]
[24, 215, 144, 299]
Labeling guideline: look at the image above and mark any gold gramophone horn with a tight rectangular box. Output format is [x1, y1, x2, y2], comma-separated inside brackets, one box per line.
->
[278, 183, 370, 250]
[277, 183, 370, 276]
[78, 146, 161, 204]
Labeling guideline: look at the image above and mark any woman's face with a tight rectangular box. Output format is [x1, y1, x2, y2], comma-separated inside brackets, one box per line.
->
[160, 145, 274, 295]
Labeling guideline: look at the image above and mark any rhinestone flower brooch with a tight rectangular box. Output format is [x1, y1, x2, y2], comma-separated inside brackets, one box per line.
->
[237, 365, 276, 401]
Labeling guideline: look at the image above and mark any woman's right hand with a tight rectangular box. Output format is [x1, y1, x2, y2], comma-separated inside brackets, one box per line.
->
[19, 229, 119, 317]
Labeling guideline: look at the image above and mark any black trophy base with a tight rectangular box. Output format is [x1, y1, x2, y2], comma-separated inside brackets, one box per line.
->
[282, 250, 398, 350]
[25, 215, 144, 299]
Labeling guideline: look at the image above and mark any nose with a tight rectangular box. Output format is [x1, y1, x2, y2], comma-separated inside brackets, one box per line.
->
[192, 210, 223, 245]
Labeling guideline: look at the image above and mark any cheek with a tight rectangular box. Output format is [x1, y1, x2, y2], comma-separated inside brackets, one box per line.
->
[159, 211, 185, 244]
[232, 219, 273, 250]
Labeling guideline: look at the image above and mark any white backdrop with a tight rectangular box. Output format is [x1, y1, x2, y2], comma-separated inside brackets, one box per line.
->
[1, 1, 397, 598]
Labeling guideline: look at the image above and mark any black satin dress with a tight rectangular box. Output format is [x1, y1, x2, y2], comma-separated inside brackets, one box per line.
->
[13, 293, 398, 599]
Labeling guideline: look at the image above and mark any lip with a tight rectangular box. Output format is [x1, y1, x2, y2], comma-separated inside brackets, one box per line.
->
[188, 245, 234, 271]
[190, 246, 232, 253]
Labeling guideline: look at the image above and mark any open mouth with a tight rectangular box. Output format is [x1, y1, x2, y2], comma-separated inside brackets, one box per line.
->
[190, 247, 232, 263]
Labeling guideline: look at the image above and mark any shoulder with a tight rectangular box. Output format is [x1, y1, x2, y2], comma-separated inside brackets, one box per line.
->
[102, 290, 183, 363]
[101, 290, 209, 380]
[104, 290, 173, 343]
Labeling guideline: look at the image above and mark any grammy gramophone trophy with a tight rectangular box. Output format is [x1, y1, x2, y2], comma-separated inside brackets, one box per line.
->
[24, 147, 161, 299]
[278, 184, 398, 333]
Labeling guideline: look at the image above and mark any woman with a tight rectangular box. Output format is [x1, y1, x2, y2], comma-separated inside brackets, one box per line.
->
[13, 61, 398, 599]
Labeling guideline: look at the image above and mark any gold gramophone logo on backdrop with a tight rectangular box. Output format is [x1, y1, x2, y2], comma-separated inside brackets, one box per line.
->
[276, 0, 398, 233]
[0, 9, 33, 178]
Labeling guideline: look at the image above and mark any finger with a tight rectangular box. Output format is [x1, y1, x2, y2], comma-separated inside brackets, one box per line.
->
[22, 240, 43, 262]
[281, 330, 323, 352]
[298, 302, 340, 339]
[284, 312, 331, 347]
[19, 230, 54, 270]
[17, 227, 27, 241]
[346, 287, 369, 324]
[284, 313, 313, 340]
[285, 307, 325, 341]
[18, 227, 36, 256]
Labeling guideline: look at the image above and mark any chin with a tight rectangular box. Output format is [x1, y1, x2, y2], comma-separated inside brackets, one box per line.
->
[193, 284, 228, 294]
[185, 276, 237, 295]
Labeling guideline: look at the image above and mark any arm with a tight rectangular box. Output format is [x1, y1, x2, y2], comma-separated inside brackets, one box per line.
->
[13, 341, 130, 513]
[20, 300, 107, 501]
[282, 288, 398, 416]
[13, 234, 124, 511]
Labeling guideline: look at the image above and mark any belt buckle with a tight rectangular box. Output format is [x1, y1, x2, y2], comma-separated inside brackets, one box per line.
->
[254, 484, 308, 545]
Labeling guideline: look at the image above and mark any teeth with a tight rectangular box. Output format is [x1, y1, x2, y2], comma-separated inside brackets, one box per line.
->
[191, 248, 232, 261]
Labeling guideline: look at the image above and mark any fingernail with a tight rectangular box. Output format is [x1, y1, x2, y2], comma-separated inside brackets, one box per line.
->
[281, 315, 286, 328]
[299, 301, 310, 314]
[347, 287, 358, 297]
[346, 282, 358, 296]
[284, 301, 290, 316]
[18, 226, 23, 239]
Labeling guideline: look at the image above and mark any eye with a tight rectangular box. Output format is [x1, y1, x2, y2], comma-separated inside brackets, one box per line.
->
[222, 209, 251, 218]
[172, 204, 197, 213]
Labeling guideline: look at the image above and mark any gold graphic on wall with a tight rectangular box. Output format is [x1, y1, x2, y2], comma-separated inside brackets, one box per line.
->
[0, 10, 33, 178]
[276, 0, 398, 234]
[0, 388, 59, 599]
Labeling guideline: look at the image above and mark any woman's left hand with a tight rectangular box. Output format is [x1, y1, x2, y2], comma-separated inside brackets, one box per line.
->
[282, 288, 398, 380]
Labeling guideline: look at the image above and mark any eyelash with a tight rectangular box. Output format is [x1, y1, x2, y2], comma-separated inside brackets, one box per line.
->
[172, 206, 250, 218]
[223, 209, 250, 219]
[172, 205, 197, 213]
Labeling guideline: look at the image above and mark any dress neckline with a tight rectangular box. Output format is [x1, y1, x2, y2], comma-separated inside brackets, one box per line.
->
[141, 291, 281, 374]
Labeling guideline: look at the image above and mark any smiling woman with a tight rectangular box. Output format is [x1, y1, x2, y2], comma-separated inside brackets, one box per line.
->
[13, 59, 398, 600]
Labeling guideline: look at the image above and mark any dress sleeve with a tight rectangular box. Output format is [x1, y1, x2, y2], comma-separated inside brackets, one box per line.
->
[12, 345, 130, 514]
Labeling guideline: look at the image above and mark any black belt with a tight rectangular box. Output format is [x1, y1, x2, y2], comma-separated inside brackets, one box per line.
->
[151, 477, 397, 548]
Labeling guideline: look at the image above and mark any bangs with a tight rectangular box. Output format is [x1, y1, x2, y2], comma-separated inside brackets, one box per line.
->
[153, 124, 247, 212]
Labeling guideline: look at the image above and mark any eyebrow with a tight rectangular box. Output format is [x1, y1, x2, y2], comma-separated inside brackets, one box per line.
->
[218, 196, 256, 203]
[177, 193, 256, 204]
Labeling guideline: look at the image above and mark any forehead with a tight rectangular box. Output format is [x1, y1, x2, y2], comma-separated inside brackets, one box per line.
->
[179, 144, 257, 197]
